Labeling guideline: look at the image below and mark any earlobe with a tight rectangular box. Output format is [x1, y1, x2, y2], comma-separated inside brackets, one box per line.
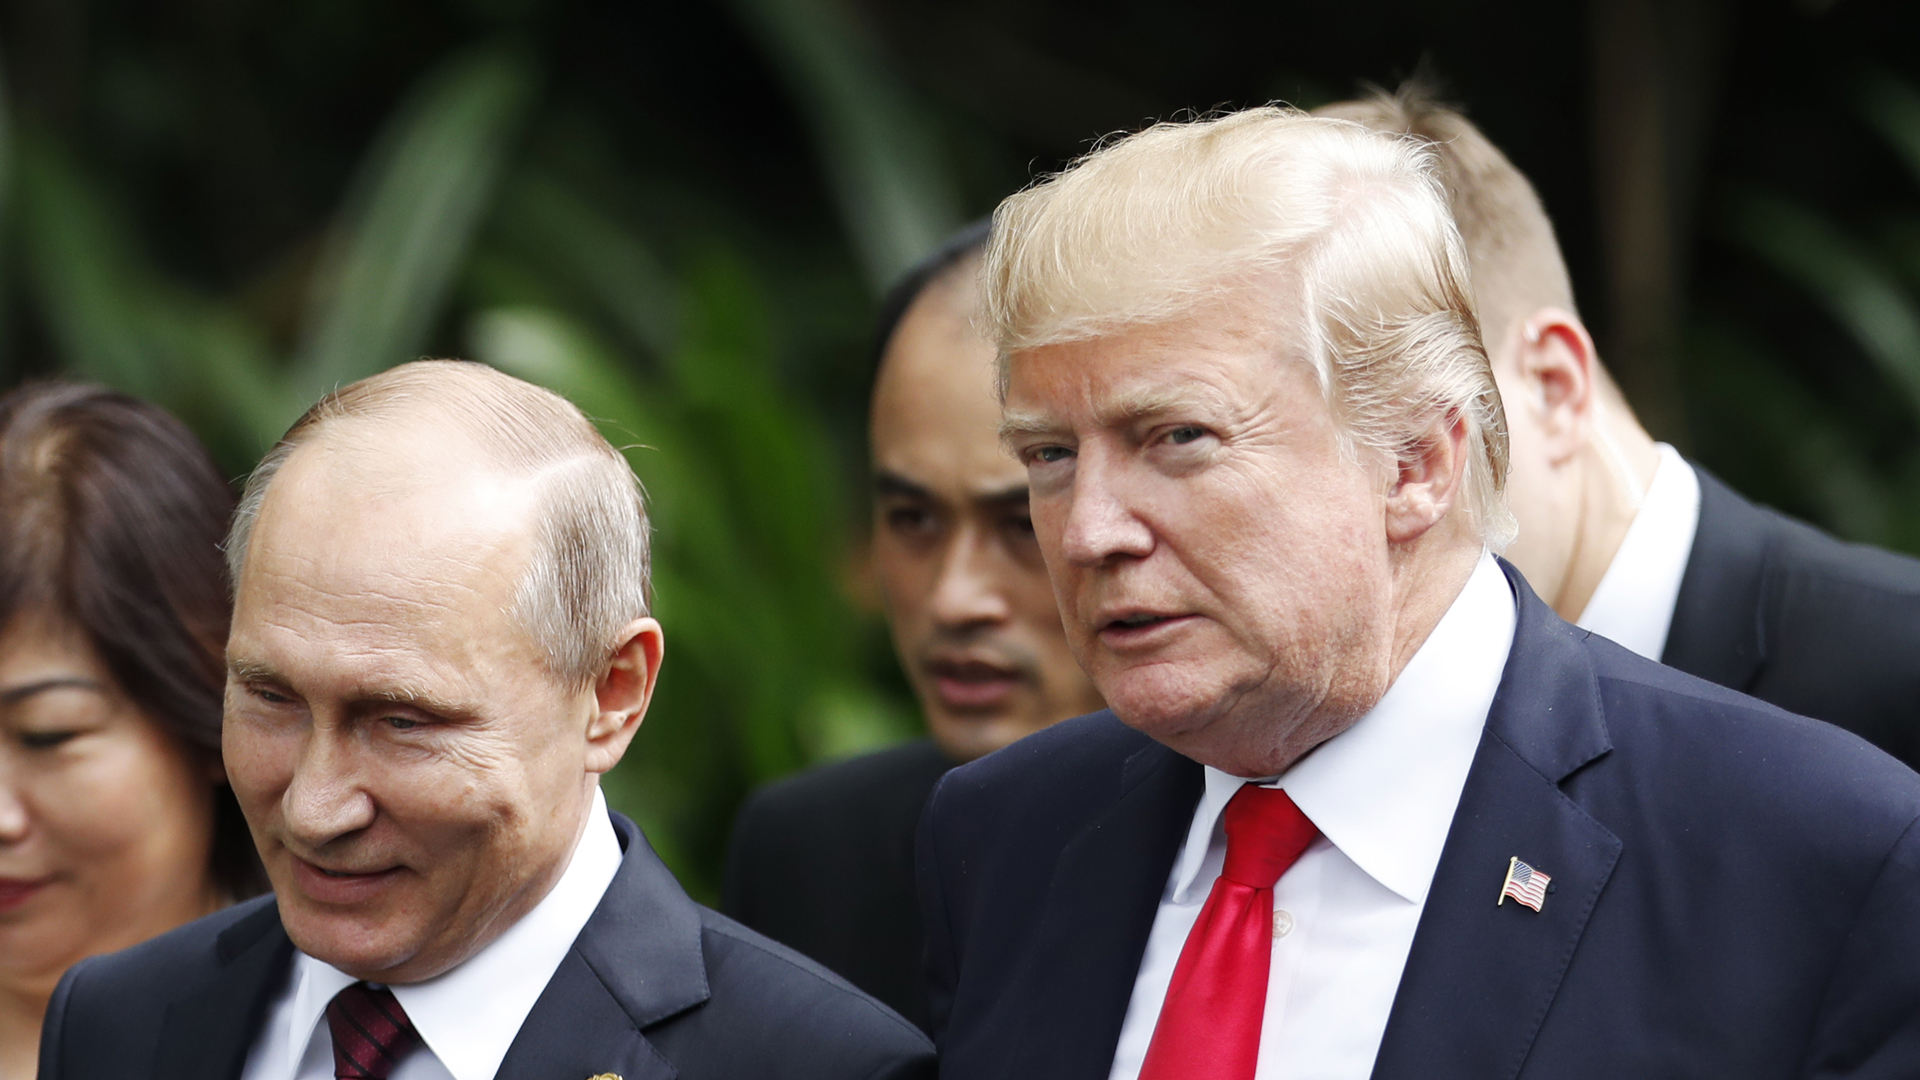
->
[585, 617, 665, 774]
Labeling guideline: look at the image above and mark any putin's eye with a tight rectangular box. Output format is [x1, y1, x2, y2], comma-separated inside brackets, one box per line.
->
[1031, 445, 1074, 464]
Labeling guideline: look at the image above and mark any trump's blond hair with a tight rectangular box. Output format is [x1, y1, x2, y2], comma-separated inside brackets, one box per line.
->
[982, 106, 1515, 547]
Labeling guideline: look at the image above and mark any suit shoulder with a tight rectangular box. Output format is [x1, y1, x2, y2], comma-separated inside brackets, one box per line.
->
[1745, 493, 1920, 601]
[1581, 633, 1920, 822]
[738, 739, 950, 825]
[44, 897, 280, 1070]
[63, 896, 274, 1004]
[934, 711, 1147, 803]
[696, 908, 934, 1061]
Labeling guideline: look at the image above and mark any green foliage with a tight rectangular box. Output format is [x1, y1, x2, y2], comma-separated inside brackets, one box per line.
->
[1704, 69, 1920, 555]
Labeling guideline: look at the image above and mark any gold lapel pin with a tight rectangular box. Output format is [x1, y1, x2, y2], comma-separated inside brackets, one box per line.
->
[587, 1073, 623, 1080]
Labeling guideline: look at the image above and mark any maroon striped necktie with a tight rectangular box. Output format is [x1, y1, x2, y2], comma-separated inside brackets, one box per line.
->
[326, 983, 421, 1080]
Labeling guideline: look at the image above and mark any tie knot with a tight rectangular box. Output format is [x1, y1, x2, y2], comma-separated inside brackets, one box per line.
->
[1220, 785, 1318, 889]
[326, 983, 420, 1080]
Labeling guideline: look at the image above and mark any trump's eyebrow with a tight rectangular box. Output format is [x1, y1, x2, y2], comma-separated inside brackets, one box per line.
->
[999, 386, 1218, 450]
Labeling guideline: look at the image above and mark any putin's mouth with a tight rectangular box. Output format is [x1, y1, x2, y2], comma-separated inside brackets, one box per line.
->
[291, 857, 403, 904]
[925, 658, 1026, 713]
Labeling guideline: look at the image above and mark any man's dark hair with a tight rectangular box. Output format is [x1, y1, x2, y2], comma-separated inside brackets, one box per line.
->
[868, 217, 994, 379]
[0, 381, 266, 899]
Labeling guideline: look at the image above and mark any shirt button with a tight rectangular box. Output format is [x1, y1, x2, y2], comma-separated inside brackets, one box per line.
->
[1272, 909, 1294, 938]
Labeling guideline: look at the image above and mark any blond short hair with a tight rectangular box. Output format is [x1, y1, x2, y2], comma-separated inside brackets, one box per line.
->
[1314, 82, 1576, 351]
[226, 360, 652, 688]
[982, 106, 1515, 548]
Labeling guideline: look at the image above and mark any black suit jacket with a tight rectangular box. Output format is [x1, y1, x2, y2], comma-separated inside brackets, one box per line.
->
[723, 738, 952, 1032]
[41, 812, 934, 1080]
[1666, 465, 1920, 767]
[918, 564, 1920, 1080]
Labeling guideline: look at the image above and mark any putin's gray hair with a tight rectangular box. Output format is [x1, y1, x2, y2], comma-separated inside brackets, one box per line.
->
[225, 360, 652, 689]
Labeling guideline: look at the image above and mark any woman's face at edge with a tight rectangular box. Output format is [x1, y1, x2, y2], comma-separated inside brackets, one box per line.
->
[0, 610, 222, 995]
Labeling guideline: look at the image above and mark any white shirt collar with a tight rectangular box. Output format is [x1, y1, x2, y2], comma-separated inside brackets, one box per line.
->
[278, 786, 623, 1080]
[1171, 552, 1516, 906]
[1575, 443, 1701, 661]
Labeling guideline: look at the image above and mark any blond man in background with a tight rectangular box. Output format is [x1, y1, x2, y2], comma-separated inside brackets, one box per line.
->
[1320, 84, 1920, 769]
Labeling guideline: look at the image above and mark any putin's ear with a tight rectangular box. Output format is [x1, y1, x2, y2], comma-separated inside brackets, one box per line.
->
[585, 617, 664, 775]
[1385, 410, 1470, 544]
[1507, 307, 1598, 465]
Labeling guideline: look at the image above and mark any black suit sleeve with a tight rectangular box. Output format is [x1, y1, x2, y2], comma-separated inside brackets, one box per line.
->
[1800, 813, 1920, 1077]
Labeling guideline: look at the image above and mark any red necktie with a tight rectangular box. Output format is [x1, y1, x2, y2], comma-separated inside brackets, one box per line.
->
[326, 983, 421, 1080]
[1138, 785, 1320, 1080]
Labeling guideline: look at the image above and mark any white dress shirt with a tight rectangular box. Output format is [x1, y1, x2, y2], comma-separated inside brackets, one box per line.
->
[240, 786, 624, 1080]
[1107, 553, 1517, 1080]
[1574, 443, 1701, 661]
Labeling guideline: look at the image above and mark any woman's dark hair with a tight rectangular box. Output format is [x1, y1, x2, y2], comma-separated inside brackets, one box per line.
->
[0, 381, 266, 899]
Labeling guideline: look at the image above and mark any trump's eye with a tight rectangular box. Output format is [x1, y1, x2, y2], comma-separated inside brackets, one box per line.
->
[385, 715, 420, 731]
[1166, 425, 1207, 445]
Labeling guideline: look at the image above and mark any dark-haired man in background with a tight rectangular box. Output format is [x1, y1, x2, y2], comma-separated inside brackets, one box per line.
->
[1319, 85, 1920, 768]
[723, 223, 1105, 1031]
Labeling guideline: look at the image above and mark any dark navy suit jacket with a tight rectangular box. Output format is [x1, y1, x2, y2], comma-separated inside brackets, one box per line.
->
[41, 813, 934, 1080]
[1666, 464, 1920, 768]
[917, 564, 1920, 1079]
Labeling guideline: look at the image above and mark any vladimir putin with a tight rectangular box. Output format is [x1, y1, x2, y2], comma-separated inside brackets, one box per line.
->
[1317, 84, 1920, 768]
[919, 109, 1920, 1079]
[39, 362, 933, 1079]
[724, 221, 1104, 1030]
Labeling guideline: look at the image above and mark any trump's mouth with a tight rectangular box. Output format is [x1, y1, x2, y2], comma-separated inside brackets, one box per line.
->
[1097, 611, 1194, 646]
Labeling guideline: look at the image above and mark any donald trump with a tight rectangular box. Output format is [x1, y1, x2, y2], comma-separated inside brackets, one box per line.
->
[917, 108, 1920, 1080]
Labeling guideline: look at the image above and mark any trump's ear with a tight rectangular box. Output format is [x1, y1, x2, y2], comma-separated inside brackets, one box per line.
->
[585, 617, 664, 775]
[1384, 410, 1470, 544]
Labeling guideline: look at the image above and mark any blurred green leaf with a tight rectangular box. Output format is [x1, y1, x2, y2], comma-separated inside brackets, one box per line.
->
[1720, 187, 1920, 418]
[293, 46, 536, 399]
[1859, 67, 1920, 189]
[723, 0, 962, 292]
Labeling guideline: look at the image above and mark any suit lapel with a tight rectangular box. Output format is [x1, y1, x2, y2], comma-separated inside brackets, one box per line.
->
[1370, 564, 1621, 1080]
[154, 898, 296, 1080]
[1662, 463, 1770, 691]
[495, 814, 708, 1080]
[1004, 739, 1204, 1080]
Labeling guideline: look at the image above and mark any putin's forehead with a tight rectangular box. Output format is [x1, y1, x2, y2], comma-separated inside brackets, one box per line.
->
[248, 417, 542, 587]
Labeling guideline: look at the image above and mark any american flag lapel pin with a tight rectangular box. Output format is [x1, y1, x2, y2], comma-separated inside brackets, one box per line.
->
[1497, 856, 1550, 912]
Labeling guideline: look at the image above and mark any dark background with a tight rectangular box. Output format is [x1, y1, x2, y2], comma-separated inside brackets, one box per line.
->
[3, 0, 1915, 895]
